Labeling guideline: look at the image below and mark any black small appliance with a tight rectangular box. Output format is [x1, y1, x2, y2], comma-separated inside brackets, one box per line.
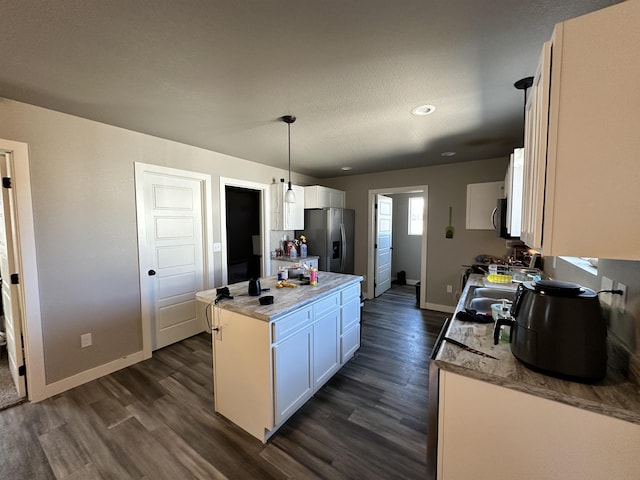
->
[496, 280, 607, 382]
[248, 278, 262, 296]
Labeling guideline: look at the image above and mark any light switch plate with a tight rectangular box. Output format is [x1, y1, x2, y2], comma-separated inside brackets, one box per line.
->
[601, 276, 613, 306]
[617, 282, 627, 314]
[80, 333, 92, 348]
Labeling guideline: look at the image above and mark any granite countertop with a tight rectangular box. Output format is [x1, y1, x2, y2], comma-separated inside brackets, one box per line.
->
[271, 255, 320, 263]
[196, 272, 362, 322]
[434, 274, 640, 426]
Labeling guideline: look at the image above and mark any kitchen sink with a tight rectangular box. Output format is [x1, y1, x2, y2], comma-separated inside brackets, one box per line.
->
[464, 285, 516, 314]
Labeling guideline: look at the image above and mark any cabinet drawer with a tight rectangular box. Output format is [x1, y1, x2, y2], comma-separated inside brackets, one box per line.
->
[313, 292, 340, 319]
[341, 283, 360, 304]
[272, 306, 313, 343]
[341, 323, 360, 363]
[341, 296, 360, 333]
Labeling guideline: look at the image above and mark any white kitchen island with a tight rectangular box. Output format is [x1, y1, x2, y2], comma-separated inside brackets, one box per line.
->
[196, 272, 362, 442]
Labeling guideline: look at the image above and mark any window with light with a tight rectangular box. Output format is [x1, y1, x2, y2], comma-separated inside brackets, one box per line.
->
[408, 196, 423, 236]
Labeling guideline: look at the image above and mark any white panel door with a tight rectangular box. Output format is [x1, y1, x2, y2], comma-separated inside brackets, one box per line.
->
[375, 195, 393, 297]
[0, 153, 26, 397]
[141, 170, 206, 350]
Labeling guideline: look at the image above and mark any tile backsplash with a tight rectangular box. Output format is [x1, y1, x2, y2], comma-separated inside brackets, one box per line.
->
[545, 257, 640, 380]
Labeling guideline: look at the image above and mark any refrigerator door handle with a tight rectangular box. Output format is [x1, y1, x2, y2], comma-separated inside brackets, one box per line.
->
[340, 223, 346, 272]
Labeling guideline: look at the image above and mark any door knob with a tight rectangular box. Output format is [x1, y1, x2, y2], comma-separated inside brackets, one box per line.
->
[148, 269, 156, 276]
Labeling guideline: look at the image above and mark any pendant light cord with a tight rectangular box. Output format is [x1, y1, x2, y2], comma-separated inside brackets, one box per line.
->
[288, 121, 292, 187]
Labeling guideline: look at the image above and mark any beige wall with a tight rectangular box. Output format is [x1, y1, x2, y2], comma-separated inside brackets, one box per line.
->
[0, 98, 317, 384]
[323, 157, 510, 308]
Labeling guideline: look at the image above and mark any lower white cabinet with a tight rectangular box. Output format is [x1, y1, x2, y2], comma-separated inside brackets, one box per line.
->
[437, 371, 640, 480]
[213, 282, 360, 442]
[312, 307, 340, 389]
[340, 284, 361, 362]
[273, 324, 313, 424]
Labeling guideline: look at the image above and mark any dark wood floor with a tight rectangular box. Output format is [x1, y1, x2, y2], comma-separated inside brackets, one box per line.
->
[0, 285, 447, 479]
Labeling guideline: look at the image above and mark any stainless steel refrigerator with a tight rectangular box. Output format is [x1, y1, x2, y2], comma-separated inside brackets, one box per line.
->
[296, 208, 355, 274]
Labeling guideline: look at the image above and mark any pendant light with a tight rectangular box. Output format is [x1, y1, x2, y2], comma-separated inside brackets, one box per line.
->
[282, 115, 297, 203]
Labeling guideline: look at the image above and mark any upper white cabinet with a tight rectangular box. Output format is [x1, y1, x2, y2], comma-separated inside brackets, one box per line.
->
[505, 148, 524, 238]
[466, 182, 504, 230]
[522, 1, 640, 259]
[521, 41, 551, 251]
[271, 182, 304, 230]
[304, 185, 345, 209]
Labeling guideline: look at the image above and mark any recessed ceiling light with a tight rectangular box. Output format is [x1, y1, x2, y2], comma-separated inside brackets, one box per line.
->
[411, 104, 436, 116]
[441, 151, 457, 157]
[341, 166, 353, 171]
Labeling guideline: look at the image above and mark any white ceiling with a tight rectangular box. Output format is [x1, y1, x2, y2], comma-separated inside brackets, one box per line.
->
[0, 0, 621, 178]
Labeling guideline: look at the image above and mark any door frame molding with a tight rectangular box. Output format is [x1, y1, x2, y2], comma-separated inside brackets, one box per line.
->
[367, 185, 429, 308]
[219, 177, 271, 285]
[134, 162, 214, 357]
[0, 139, 44, 401]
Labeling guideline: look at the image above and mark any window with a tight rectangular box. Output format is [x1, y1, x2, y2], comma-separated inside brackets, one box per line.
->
[408, 196, 424, 235]
[559, 256, 598, 276]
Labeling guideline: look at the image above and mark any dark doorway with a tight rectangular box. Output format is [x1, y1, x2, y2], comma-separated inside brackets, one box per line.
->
[225, 186, 261, 283]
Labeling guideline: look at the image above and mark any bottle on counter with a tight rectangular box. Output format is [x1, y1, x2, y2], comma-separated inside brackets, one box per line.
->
[300, 243, 307, 257]
[277, 266, 288, 281]
[290, 244, 297, 258]
[310, 267, 317, 286]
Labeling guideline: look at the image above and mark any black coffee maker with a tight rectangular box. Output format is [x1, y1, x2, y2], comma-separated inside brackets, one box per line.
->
[248, 278, 262, 296]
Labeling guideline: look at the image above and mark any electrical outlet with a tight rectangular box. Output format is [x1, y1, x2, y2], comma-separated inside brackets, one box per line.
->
[213, 243, 222, 252]
[601, 276, 614, 306]
[617, 282, 628, 314]
[446, 285, 453, 293]
[80, 333, 92, 348]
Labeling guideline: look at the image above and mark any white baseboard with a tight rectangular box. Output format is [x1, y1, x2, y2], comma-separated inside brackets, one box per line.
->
[425, 303, 455, 314]
[391, 278, 420, 286]
[29, 350, 147, 403]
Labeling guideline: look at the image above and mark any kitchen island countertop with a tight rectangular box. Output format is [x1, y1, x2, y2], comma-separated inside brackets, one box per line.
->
[434, 274, 640, 425]
[196, 271, 362, 322]
[271, 255, 320, 263]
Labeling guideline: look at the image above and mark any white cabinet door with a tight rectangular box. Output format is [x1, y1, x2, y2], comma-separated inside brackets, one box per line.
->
[273, 325, 313, 424]
[438, 371, 640, 480]
[340, 284, 361, 363]
[340, 323, 360, 363]
[521, 41, 550, 251]
[271, 183, 305, 230]
[520, 1, 640, 259]
[506, 149, 524, 238]
[313, 310, 340, 388]
[304, 185, 346, 209]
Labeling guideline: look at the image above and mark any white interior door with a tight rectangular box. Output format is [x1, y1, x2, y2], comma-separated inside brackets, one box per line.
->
[375, 194, 393, 297]
[0, 153, 26, 397]
[137, 167, 207, 350]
